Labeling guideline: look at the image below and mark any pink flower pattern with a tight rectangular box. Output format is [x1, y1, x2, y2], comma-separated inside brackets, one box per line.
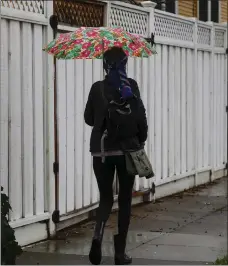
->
[43, 27, 156, 59]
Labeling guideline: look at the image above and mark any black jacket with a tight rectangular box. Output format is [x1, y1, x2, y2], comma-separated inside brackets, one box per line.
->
[84, 77, 148, 153]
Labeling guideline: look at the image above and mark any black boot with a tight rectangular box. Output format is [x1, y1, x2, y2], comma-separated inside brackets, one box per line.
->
[114, 234, 132, 265]
[89, 222, 105, 265]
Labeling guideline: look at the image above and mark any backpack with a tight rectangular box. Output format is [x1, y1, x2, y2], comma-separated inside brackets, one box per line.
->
[100, 80, 140, 143]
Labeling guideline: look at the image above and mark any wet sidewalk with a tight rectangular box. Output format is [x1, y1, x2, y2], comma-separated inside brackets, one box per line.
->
[18, 177, 227, 265]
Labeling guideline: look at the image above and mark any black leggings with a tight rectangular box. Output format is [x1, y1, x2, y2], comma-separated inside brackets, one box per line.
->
[93, 156, 135, 237]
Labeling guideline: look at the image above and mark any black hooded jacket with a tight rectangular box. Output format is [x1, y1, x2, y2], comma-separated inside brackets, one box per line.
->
[84, 77, 148, 153]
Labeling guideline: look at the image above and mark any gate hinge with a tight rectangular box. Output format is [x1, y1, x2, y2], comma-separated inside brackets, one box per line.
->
[226, 106, 228, 112]
[226, 48, 228, 54]
[225, 162, 228, 170]
[52, 210, 60, 224]
[53, 162, 59, 175]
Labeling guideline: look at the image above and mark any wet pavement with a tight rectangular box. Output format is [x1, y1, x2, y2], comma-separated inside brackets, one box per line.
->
[17, 177, 227, 265]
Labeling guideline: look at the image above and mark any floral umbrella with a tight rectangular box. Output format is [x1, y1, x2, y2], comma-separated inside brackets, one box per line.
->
[43, 27, 156, 59]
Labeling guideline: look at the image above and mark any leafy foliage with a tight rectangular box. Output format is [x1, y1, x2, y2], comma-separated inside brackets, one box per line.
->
[1, 186, 23, 265]
[214, 255, 228, 265]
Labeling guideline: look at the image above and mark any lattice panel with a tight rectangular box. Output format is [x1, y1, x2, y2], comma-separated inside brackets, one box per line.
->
[154, 14, 194, 42]
[214, 29, 225, 48]
[54, 0, 104, 27]
[109, 6, 149, 36]
[1, 0, 44, 14]
[197, 26, 211, 46]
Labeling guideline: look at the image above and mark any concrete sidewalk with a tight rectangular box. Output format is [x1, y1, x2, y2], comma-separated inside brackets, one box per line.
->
[17, 177, 227, 265]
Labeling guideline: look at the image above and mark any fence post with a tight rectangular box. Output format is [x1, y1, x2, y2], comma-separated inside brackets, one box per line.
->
[103, 0, 111, 27]
[45, 0, 56, 236]
[208, 21, 215, 181]
[192, 18, 198, 185]
[141, 1, 157, 37]
[138, 1, 157, 201]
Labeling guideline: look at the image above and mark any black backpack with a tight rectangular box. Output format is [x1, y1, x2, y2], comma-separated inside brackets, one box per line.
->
[100, 81, 140, 142]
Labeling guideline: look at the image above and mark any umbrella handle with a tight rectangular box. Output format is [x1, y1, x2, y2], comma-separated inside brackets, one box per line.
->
[145, 33, 155, 47]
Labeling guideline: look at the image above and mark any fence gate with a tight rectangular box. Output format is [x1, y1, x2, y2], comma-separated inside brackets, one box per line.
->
[55, 43, 103, 219]
[53, 0, 107, 223]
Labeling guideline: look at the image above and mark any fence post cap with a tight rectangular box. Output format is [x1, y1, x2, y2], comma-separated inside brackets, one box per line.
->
[188, 17, 198, 22]
[206, 21, 214, 26]
[140, 1, 157, 8]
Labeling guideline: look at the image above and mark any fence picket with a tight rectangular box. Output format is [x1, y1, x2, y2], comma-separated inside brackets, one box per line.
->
[33, 25, 45, 215]
[161, 45, 168, 179]
[66, 60, 75, 212]
[57, 59, 67, 215]
[0, 19, 9, 196]
[186, 49, 194, 172]
[9, 20, 23, 221]
[74, 60, 84, 210]
[155, 45, 162, 182]
[22, 22, 34, 217]
[168, 46, 175, 178]
[174, 47, 181, 175]
[180, 48, 187, 174]
[197, 51, 203, 169]
[83, 60, 93, 207]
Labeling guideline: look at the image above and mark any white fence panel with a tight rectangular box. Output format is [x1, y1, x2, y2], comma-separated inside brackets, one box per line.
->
[130, 44, 197, 187]
[0, 18, 48, 222]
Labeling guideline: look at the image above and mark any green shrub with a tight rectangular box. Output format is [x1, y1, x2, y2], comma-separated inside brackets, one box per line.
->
[1, 186, 22, 265]
[214, 255, 228, 265]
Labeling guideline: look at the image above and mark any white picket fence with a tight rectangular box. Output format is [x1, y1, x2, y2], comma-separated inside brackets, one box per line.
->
[0, 0, 227, 245]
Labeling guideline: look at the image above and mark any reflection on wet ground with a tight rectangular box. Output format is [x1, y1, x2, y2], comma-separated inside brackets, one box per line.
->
[18, 177, 227, 265]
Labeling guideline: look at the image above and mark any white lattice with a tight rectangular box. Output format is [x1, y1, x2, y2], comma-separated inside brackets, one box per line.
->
[214, 29, 225, 48]
[109, 5, 149, 36]
[154, 13, 194, 42]
[197, 25, 211, 46]
[1, 0, 44, 14]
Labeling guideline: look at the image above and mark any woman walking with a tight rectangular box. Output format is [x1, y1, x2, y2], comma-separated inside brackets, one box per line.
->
[84, 47, 148, 265]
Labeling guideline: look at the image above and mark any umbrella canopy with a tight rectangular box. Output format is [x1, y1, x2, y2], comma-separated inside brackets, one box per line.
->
[43, 27, 156, 59]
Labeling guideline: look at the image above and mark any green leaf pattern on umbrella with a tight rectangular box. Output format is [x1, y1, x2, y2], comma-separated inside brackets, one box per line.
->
[43, 27, 156, 59]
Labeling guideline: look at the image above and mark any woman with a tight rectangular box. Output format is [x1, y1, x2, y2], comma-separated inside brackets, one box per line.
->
[84, 47, 148, 265]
